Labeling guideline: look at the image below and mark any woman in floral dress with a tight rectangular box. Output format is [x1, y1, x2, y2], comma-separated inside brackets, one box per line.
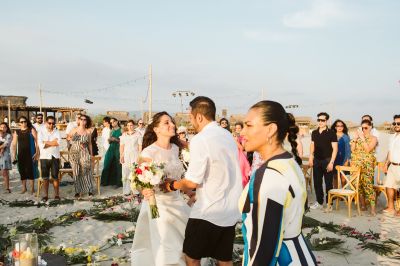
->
[351, 119, 377, 216]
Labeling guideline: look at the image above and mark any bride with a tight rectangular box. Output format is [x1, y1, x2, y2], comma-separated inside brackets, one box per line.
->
[131, 112, 194, 266]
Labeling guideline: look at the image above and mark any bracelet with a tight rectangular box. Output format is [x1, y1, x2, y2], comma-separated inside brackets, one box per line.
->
[169, 180, 177, 191]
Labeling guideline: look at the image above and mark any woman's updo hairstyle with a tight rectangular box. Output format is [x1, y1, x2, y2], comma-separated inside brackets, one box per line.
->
[251, 100, 302, 166]
[142, 111, 182, 150]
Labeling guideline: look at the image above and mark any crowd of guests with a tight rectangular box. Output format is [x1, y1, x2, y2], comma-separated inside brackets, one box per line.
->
[1, 98, 400, 265]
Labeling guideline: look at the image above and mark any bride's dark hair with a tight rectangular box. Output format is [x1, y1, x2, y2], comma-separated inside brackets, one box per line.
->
[142, 111, 183, 150]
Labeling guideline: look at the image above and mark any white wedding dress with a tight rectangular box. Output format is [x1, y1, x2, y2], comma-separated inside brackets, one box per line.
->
[131, 143, 190, 266]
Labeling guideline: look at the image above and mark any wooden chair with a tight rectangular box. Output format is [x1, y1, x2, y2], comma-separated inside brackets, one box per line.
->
[373, 162, 388, 205]
[92, 155, 102, 196]
[301, 157, 313, 192]
[327, 165, 361, 218]
[58, 150, 73, 182]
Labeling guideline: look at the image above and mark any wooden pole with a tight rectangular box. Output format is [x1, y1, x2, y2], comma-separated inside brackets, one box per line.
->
[140, 97, 144, 120]
[7, 100, 11, 128]
[39, 84, 43, 113]
[148, 65, 152, 122]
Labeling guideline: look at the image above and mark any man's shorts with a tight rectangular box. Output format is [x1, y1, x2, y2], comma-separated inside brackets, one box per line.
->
[384, 164, 400, 189]
[40, 157, 60, 180]
[183, 218, 235, 262]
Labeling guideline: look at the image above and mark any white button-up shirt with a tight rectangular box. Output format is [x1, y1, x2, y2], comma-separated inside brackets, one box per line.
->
[185, 121, 242, 227]
[38, 128, 61, 159]
[33, 123, 46, 134]
[389, 133, 400, 163]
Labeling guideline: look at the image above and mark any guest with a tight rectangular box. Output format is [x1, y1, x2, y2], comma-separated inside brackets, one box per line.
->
[163, 96, 242, 265]
[239, 100, 316, 265]
[66, 113, 81, 150]
[120, 120, 142, 195]
[101, 116, 111, 156]
[101, 117, 122, 187]
[383, 114, 400, 216]
[351, 119, 377, 216]
[177, 126, 189, 149]
[33, 113, 45, 134]
[68, 114, 94, 198]
[234, 121, 251, 187]
[11, 116, 39, 194]
[135, 119, 146, 138]
[131, 112, 191, 266]
[219, 117, 231, 132]
[38, 116, 61, 201]
[90, 126, 99, 156]
[309, 112, 338, 210]
[361, 115, 382, 161]
[331, 119, 351, 188]
[0, 122, 12, 193]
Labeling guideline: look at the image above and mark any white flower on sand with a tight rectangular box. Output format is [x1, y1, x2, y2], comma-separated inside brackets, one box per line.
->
[59, 243, 66, 249]
[117, 238, 123, 246]
[182, 149, 190, 162]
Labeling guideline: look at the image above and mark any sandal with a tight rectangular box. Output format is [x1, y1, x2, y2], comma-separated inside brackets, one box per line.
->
[41, 197, 48, 202]
[54, 196, 61, 200]
[4, 189, 11, 194]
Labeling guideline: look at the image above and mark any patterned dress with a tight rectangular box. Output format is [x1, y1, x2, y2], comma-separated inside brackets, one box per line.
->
[351, 136, 376, 205]
[70, 133, 93, 194]
[239, 152, 316, 265]
[0, 133, 12, 170]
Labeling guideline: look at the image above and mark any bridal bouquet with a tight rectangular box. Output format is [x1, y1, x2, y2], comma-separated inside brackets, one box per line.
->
[130, 162, 165, 219]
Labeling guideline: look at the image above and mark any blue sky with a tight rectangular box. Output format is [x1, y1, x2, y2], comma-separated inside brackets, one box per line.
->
[0, 0, 399, 123]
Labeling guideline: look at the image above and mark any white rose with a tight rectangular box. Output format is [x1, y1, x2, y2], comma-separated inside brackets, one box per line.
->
[144, 170, 154, 183]
[138, 174, 146, 183]
[150, 172, 163, 185]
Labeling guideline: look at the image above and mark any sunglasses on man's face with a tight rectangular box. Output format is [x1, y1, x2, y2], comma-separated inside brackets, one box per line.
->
[392, 122, 400, 126]
[317, 119, 326, 122]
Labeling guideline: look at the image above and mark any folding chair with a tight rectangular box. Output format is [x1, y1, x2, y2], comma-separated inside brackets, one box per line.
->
[327, 165, 361, 217]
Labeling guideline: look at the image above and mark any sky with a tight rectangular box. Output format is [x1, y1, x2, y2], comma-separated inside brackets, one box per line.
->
[0, 0, 399, 123]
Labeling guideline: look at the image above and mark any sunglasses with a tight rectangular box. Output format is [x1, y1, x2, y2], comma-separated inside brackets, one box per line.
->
[138, 123, 144, 125]
[47, 122, 55, 125]
[392, 122, 400, 126]
[178, 132, 186, 135]
[19, 120, 27, 124]
[362, 127, 369, 130]
[317, 119, 326, 122]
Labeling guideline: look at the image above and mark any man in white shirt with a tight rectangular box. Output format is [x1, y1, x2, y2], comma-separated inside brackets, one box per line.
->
[33, 113, 46, 134]
[163, 96, 242, 265]
[38, 116, 61, 201]
[383, 114, 400, 216]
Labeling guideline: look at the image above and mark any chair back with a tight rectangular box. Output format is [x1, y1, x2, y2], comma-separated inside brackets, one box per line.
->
[336, 165, 361, 192]
[60, 150, 69, 164]
[375, 162, 385, 185]
[93, 155, 101, 176]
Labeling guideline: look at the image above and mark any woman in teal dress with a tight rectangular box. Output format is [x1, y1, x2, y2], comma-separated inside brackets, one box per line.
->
[101, 118, 123, 187]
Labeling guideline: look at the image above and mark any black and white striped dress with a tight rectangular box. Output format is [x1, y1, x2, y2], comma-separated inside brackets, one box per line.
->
[70, 133, 93, 194]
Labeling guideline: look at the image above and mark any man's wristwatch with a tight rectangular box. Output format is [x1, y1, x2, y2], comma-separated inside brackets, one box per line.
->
[169, 180, 177, 191]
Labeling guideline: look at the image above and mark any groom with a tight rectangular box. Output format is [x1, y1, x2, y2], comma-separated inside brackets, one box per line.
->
[164, 96, 242, 266]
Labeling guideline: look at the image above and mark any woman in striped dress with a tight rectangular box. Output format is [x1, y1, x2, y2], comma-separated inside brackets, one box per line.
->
[239, 101, 316, 266]
[67, 115, 94, 198]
